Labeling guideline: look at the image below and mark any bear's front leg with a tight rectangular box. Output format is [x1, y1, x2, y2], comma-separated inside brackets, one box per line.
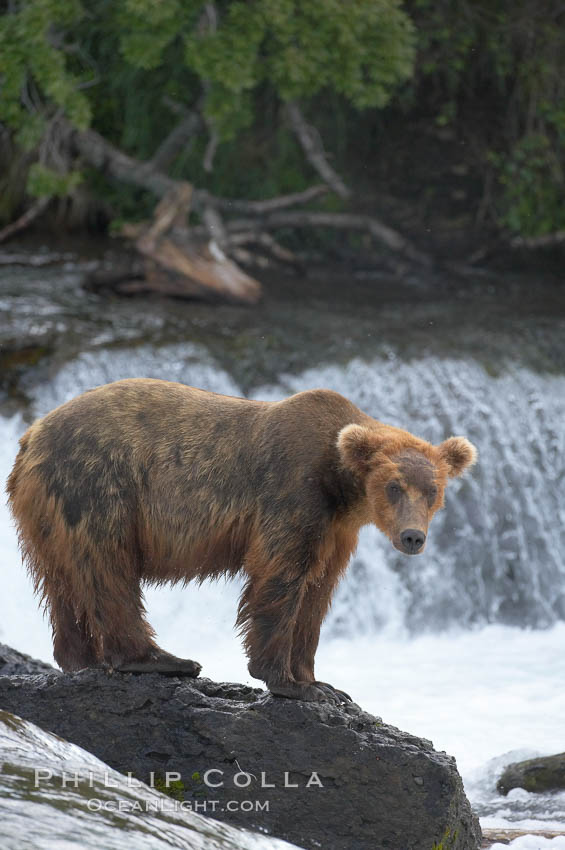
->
[238, 569, 347, 704]
[290, 572, 352, 704]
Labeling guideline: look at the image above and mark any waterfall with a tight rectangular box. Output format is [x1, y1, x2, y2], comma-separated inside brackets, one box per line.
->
[2, 341, 564, 652]
[257, 356, 565, 632]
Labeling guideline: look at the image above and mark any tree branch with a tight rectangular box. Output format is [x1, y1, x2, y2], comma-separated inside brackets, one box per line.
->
[139, 183, 193, 251]
[151, 111, 201, 172]
[66, 122, 428, 264]
[510, 230, 565, 249]
[227, 230, 299, 265]
[0, 196, 51, 244]
[226, 211, 431, 264]
[286, 101, 351, 200]
[70, 122, 331, 216]
[200, 184, 329, 214]
[202, 124, 219, 173]
[202, 205, 227, 247]
[71, 123, 179, 198]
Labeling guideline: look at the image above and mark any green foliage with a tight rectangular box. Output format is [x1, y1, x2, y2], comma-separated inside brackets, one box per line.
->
[27, 163, 82, 197]
[0, 0, 90, 134]
[405, 0, 565, 235]
[1, 0, 564, 238]
[185, 0, 414, 137]
[117, 0, 200, 71]
[0, 0, 414, 160]
[495, 134, 565, 236]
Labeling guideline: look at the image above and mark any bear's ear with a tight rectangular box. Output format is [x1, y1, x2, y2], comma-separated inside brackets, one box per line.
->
[437, 436, 477, 478]
[337, 424, 387, 475]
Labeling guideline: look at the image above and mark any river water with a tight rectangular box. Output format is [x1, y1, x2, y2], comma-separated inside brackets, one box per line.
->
[0, 709, 299, 850]
[1, 243, 564, 843]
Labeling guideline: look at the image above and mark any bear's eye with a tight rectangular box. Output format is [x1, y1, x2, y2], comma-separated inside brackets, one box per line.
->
[427, 486, 438, 505]
[386, 482, 402, 503]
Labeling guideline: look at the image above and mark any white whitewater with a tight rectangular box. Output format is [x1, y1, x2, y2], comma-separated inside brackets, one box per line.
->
[0, 711, 298, 850]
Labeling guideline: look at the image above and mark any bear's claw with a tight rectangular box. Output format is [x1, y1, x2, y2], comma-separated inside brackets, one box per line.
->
[269, 680, 352, 704]
[314, 681, 352, 702]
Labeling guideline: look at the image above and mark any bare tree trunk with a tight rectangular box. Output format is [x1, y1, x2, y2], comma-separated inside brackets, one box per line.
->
[69, 121, 328, 219]
[71, 124, 179, 198]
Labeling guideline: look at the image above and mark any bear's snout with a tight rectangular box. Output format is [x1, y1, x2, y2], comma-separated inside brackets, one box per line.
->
[399, 528, 426, 555]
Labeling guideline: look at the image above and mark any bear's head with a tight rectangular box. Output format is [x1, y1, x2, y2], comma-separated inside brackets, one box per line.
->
[337, 424, 477, 555]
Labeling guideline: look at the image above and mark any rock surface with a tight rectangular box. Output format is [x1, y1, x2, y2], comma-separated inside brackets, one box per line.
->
[0, 643, 58, 676]
[497, 752, 565, 795]
[0, 645, 481, 850]
[1, 707, 301, 850]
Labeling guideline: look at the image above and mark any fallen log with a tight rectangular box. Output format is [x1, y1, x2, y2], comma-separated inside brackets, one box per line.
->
[0, 113, 431, 293]
[482, 828, 565, 848]
[121, 183, 261, 303]
[69, 123, 327, 221]
[226, 210, 431, 266]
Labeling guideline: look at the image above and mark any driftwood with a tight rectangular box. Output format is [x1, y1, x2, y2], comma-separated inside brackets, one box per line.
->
[69, 126, 261, 303]
[205, 183, 330, 214]
[462, 228, 565, 267]
[123, 183, 261, 303]
[482, 828, 565, 848]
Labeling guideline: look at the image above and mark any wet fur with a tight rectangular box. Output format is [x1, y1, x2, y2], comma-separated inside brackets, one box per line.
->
[6, 379, 476, 697]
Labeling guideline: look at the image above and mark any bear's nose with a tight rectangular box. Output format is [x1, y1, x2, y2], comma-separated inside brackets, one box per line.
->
[400, 528, 426, 554]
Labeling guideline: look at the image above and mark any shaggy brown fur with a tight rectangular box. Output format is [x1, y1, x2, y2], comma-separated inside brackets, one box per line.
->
[7, 380, 477, 702]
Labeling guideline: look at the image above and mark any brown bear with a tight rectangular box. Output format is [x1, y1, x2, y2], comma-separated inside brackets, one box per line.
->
[7, 379, 476, 702]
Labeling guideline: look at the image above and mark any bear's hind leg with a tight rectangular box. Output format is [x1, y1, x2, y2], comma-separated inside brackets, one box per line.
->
[51, 595, 98, 672]
[50, 553, 200, 676]
[98, 583, 201, 676]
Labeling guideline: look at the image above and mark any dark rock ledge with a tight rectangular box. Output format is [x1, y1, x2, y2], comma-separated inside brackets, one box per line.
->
[0, 644, 481, 850]
[497, 752, 565, 795]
